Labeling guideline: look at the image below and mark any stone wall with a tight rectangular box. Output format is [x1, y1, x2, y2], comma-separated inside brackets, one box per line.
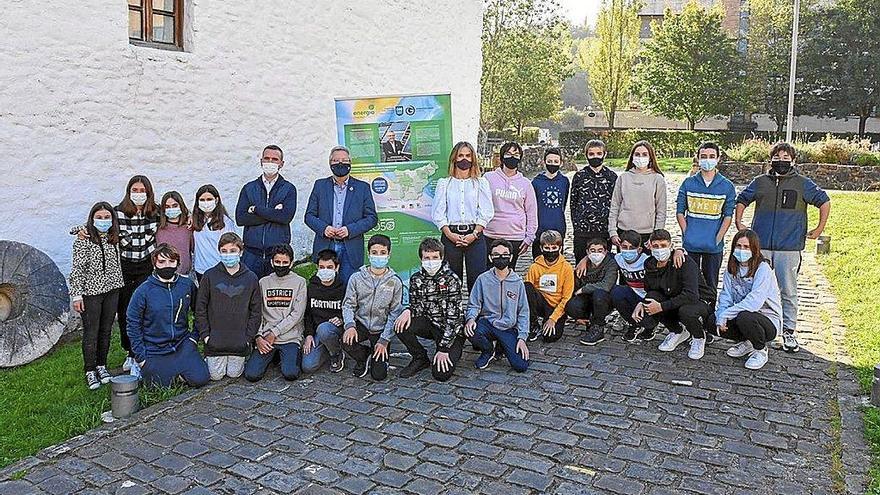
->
[0, 0, 483, 274]
[718, 162, 880, 191]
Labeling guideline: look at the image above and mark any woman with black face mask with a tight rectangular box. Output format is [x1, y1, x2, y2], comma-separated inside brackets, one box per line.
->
[483, 141, 539, 271]
[431, 141, 494, 291]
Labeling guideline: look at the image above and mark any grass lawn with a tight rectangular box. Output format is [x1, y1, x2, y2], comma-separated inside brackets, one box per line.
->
[809, 191, 880, 492]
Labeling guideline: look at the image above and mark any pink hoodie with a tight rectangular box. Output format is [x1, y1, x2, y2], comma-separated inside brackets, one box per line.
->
[483, 168, 539, 244]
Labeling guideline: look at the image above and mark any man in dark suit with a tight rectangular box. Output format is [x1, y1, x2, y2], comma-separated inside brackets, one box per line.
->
[382, 130, 405, 161]
[305, 146, 379, 284]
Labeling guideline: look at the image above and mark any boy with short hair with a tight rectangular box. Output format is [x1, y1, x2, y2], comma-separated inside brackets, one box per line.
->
[531, 148, 571, 258]
[301, 249, 347, 373]
[609, 230, 652, 343]
[464, 239, 530, 372]
[524, 230, 574, 343]
[735, 141, 831, 353]
[566, 238, 617, 345]
[341, 235, 404, 380]
[195, 232, 262, 381]
[570, 139, 618, 263]
[243, 244, 307, 382]
[394, 238, 465, 381]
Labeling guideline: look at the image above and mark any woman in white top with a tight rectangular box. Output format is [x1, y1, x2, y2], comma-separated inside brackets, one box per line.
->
[192, 184, 237, 280]
[431, 141, 494, 290]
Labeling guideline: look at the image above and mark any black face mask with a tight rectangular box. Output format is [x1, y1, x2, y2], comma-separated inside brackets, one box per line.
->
[273, 265, 291, 277]
[542, 250, 560, 263]
[770, 159, 793, 175]
[545, 164, 560, 174]
[331, 162, 352, 177]
[587, 157, 604, 168]
[501, 156, 521, 169]
[155, 267, 177, 280]
[455, 159, 472, 171]
[490, 255, 511, 270]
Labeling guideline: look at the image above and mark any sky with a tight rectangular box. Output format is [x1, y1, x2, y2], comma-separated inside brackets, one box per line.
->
[558, 0, 602, 28]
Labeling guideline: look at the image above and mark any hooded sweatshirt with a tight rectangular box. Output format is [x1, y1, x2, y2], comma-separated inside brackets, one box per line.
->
[408, 262, 464, 352]
[342, 266, 404, 345]
[532, 172, 570, 236]
[525, 255, 575, 322]
[608, 170, 667, 236]
[575, 253, 617, 295]
[643, 255, 716, 312]
[676, 171, 736, 254]
[466, 269, 530, 340]
[304, 275, 346, 337]
[195, 263, 262, 356]
[716, 260, 783, 332]
[615, 251, 649, 298]
[126, 274, 197, 363]
[736, 169, 829, 252]
[259, 271, 307, 346]
[484, 168, 539, 244]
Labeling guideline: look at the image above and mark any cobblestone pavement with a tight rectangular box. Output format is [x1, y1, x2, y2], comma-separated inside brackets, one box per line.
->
[0, 174, 865, 494]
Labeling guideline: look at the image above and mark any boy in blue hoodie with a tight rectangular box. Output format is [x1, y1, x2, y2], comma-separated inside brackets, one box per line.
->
[531, 147, 570, 258]
[464, 239, 530, 372]
[675, 142, 736, 294]
[126, 244, 209, 388]
[734, 142, 831, 353]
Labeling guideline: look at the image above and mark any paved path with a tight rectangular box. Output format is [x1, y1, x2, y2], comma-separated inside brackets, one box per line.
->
[0, 173, 866, 494]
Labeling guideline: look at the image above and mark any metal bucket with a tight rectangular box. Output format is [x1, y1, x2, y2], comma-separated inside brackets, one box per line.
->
[816, 235, 831, 255]
[110, 374, 140, 419]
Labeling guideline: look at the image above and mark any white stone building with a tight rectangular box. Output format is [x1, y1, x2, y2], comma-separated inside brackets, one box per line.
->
[0, 1, 483, 273]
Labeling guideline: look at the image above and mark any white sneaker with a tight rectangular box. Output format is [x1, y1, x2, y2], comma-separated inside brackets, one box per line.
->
[658, 331, 691, 352]
[745, 348, 769, 370]
[122, 356, 134, 372]
[726, 340, 755, 358]
[688, 338, 705, 360]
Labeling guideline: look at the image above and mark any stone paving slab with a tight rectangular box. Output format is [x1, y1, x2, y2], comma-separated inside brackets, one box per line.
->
[0, 173, 866, 494]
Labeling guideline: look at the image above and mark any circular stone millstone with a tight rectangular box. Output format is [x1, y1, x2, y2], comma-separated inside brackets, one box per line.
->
[0, 240, 70, 367]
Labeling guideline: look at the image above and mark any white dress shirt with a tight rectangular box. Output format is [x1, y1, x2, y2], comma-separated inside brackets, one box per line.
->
[432, 176, 494, 229]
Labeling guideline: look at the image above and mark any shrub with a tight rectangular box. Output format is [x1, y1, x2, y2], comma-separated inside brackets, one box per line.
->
[559, 129, 747, 158]
[725, 139, 770, 163]
[854, 152, 880, 167]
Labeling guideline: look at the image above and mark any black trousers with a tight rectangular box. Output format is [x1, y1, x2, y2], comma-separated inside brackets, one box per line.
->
[639, 290, 713, 339]
[340, 321, 388, 381]
[573, 232, 611, 264]
[524, 283, 567, 343]
[483, 236, 524, 271]
[441, 231, 487, 291]
[119, 258, 153, 357]
[81, 289, 120, 372]
[564, 288, 612, 326]
[396, 316, 464, 382]
[725, 311, 778, 351]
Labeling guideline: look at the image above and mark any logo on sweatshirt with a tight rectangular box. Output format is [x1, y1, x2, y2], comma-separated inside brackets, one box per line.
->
[266, 288, 293, 308]
[538, 274, 558, 293]
[542, 185, 563, 209]
[495, 187, 522, 201]
[506, 290, 518, 300]
[311, 298, 342, 310]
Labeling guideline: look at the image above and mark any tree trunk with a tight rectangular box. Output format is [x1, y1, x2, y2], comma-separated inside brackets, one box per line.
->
[687, 118, 696, 131]
[859, 113, 868, 139]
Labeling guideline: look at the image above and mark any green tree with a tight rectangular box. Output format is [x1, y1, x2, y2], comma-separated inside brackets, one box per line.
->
[481, 0, 574, 137]
[743, 0, 795, 132]
[632, 1, 745, 130]
[798, 0, 880, 137]
[577, 0, 642, 129]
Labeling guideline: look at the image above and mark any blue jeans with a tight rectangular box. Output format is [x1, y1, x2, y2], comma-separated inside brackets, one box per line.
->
[244, 342, 301, 381]
[301, 321, 343, 373]
[142, 339, 209, 388]
[332, 242, 358, 286]
[610, 285, 645, 325]
[242, 249, 272, 279]
[689, 251, 723, 295]
[468, 318, 528, 372]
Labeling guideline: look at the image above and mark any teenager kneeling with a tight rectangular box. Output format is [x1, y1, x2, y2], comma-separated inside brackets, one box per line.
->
[716, 230, 783, 370]
[566, 238, 617, 345]
[524, 230, 574, 343]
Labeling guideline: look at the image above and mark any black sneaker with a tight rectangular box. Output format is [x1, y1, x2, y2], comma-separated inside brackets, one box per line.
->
[623, 325, 640, 343]
[527, 327, 540, 342]
[352, 357, 369, 378]
[580, 326, 605, 346]
[781, 331, 800, 353]
[96, 365, 112, 384]
[330, 353, 345, 373]
[400, 357, 430, 378]
[85, 371, 101, 390]
[637, 328, 656, 342]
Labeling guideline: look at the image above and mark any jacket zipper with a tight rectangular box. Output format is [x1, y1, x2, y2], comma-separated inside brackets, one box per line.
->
[168, 284, 176, 350]
[770, 177, 780, 250]
[261, 183, 269, 255]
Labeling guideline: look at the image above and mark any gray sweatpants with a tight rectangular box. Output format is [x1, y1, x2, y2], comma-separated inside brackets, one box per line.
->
[762, 249, 801, 333]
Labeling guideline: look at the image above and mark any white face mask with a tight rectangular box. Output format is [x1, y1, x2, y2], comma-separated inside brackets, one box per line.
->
[422, 259, 442, 276]
[262, 162, 280, 177]
[653, 247, 672, 262]
[199, 199, 217, 213]
[130, 192, 148, 206]
[317, 268, 336, 282]
[588, 252, 606, 265]
[633, 156, 650, 169]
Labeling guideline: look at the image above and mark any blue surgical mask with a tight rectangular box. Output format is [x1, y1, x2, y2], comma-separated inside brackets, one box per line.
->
[165, 207, 182, 219]
[621, 249, 639, 262]
[94, 219, 112, 233]
[369, 255, 389, 269]
[733, 248, 752, 263]
[220, 253, 240, 267]
[699, 158, 718, 171]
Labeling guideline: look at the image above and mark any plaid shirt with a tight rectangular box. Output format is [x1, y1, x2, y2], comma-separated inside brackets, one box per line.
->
[116, 208, 158, 262]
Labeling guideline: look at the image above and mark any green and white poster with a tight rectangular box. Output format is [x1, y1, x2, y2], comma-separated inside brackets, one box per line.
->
[334, 93, 453, 300]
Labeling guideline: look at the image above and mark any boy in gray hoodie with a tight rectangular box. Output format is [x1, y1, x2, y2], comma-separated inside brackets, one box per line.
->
[341, 234, 404, 380]
[464, 239, 530, 372]
[243, 244, 308, 381]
